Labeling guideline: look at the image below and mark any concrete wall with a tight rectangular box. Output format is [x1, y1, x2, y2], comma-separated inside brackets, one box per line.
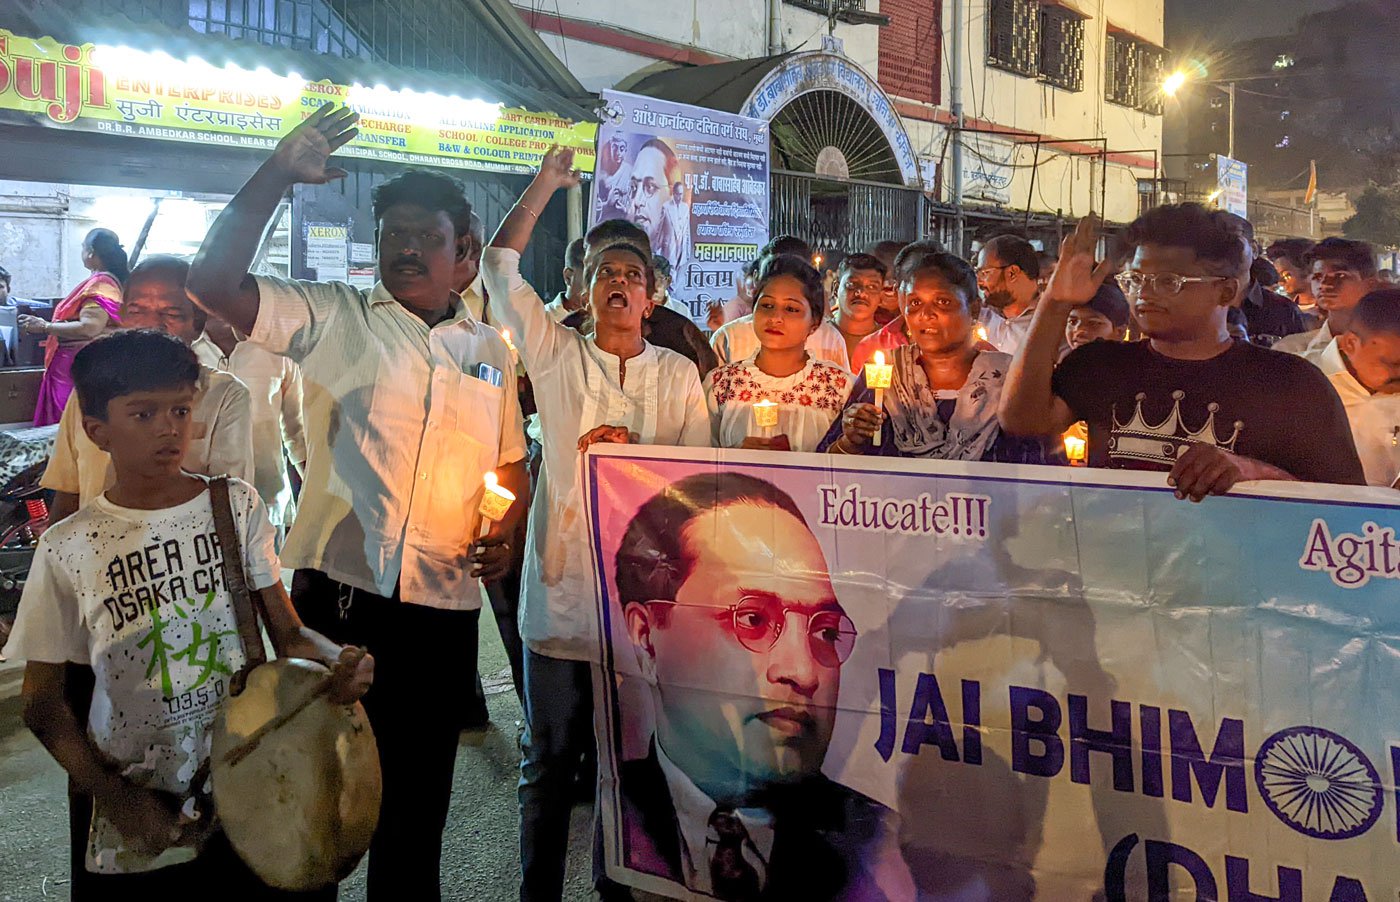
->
[519, 0, 1164, 225]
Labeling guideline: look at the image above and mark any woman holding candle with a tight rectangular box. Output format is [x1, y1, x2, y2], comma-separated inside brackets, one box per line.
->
[480, 146, 710, 901]
[703, 254, 854, 452]
[818, 251, 1047, 463]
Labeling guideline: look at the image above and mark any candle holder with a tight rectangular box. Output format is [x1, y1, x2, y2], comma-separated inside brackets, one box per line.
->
[751, 399, 779, 439]
[863, 351, 893, 447]
[478, 471, 516, 533]
[1063, 434, 1087, 466]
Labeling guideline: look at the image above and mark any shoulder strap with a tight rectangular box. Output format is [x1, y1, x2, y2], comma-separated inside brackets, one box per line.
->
[210, 476, 267, 677]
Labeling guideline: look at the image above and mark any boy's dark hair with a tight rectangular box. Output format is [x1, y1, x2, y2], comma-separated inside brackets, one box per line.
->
[1350, 288, 1400, 337]
[1265, 238, 1315, 270]
[652, 254, 673, 279]
[761, 234, 812, 260]
[903, 252, 981, 319]
[1305, 237, 1378, 279]
[755, 253, 826, 321]
[564, 238, 586, 269]
[891, 239, 948, 283]
[586, 218, 652, 257]
[371, 170, 473, 238]
[1125, 203, 1248, 277]
[72, 329, 201, 420]
[837, 252, 887, 281]
[983, 235, 1041, 280]
[0, 264, 9, 288]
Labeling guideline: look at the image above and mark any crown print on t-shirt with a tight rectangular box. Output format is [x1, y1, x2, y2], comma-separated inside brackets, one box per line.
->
[1109, 391, 1244, 466]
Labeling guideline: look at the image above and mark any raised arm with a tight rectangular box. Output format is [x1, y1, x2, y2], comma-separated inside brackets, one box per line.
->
[489, 145, 581, 255]
[482, 147, 583, 371]
[188, 104, 359, 335]
[999, 217, 1113, 436]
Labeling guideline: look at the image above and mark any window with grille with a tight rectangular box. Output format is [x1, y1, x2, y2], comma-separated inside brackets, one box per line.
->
[878, 0, 941, 105]
[987, 0, 1039, 77]
[785, 0, 869, 16]
[1106, 32, 1166, 114]
[1039, 5, 1084, 92]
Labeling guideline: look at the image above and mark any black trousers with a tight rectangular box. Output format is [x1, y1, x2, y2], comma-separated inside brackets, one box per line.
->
[292, 569, 481, 902]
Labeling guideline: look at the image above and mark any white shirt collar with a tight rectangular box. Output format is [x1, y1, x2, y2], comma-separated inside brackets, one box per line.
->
[367, 280, 478, 331]
[1316, 338, 1369, 400]
[655, 742, 775, 895]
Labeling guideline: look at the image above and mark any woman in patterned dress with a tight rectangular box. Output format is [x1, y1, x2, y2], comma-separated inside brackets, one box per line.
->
[704, 254, 853, 452]
[819, 250, 1047, 463]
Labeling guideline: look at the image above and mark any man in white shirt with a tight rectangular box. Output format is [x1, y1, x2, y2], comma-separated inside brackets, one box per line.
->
[542, 238, 586, 323]
[1315, 289, 1400, 487]
[193, 316, 307, 538]
[976, 234, 1055, 357]
[187, 105, 528, 901]
[42, 255, 254, 522]
[1275, 237, 1379, 362]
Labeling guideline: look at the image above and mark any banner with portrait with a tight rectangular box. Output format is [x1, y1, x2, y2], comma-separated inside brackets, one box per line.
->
[590, 90, 770, 326]
[584, 445, 1400, 901]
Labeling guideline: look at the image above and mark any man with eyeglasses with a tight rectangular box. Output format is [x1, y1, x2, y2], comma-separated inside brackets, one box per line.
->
[1273, 237, 1381, 363]
[975, 235, 1062, 357]
[613, 472, 911, 900]
[1000, 203, 1365, 499]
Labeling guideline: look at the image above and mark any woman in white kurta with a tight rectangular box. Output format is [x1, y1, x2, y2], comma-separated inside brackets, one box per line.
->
[704, 254, 853, 452]
[480, 146, 710, 900]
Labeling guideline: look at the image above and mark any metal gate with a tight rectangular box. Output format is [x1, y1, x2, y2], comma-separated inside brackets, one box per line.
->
[770, 170, 924, 254]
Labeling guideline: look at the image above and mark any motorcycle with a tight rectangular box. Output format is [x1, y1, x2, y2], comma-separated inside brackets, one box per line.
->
[0, 460, 48, 653]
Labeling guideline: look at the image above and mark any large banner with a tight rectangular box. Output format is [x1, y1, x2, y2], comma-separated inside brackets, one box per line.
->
[585, 446, 1400, 901]
[0, 28, 596, 175]
[590, 90, 769, 326]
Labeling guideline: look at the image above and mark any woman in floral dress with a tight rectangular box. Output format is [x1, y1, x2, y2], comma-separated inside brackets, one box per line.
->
[704, 254, 853, 452]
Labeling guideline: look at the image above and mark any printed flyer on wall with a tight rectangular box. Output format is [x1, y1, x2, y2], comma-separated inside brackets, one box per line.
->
[584, 445, 1400, 901]
[590, 90, 770, 326]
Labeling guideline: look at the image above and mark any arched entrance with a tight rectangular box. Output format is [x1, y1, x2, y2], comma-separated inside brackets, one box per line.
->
[629, 51, 927, 254]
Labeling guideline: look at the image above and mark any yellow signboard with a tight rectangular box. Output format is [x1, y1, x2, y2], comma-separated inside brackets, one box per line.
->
[0, 28, 597, 175]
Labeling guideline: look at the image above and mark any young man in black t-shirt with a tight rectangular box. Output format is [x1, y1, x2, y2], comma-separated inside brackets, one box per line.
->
[1000, 203, 1366, 501]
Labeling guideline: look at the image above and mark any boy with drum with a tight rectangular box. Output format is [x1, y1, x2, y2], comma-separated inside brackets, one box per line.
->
[3, 329, 372, 896]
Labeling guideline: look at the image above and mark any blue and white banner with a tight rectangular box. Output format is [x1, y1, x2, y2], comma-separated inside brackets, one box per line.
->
[590, 90, 770, 326]
[586, 446, 1400, 900]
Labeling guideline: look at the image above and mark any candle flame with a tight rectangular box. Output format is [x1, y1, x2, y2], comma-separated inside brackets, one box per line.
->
[974, 324, 989, 343]
[483, 471, 516, 500]
[1063, 435, 1087, 462]
[873, 350, 886, 366]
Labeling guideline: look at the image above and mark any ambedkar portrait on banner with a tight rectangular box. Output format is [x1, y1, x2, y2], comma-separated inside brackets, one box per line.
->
[612, 472, 912, 901]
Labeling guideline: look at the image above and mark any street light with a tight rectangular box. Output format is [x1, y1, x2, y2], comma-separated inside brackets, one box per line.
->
[1162, 68, 1237, 160]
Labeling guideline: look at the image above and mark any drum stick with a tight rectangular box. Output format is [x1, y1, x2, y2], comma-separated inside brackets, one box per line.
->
[223, 674, 334, 768]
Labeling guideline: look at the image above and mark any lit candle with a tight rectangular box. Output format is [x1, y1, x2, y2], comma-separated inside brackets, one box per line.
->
[813, 253, 824, 269]
[1063, 434, 1087, 465]
[974, 323, 990, 345]
[864, 350, 893, 447]
[751, 399, 779, 438]
[500, 328, 520, 367]
[478, 471, 516, 530]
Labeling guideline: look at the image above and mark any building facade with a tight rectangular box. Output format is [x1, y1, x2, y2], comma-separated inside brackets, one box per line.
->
[519, 0, 1165, 251]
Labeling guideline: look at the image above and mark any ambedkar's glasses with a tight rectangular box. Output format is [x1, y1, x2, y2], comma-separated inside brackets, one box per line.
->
[646, 594, 857, 667]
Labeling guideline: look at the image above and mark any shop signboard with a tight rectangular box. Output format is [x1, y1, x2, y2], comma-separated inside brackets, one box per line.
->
[590, 90, 769, 326]
[585, 445, 1400, 901]
[1217, 155, 1249, 218]
[0, 28, 597, 176]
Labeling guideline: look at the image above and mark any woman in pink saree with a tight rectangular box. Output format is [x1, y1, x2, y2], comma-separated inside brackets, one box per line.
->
[22, 228, 126, 426]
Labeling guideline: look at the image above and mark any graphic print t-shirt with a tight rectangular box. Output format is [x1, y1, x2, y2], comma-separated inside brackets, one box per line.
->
[4, 477, 280, 873]
[1050, 339, 1366, 485]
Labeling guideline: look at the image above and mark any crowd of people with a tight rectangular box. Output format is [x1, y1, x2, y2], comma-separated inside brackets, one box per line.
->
[3, 104, 1399, 902]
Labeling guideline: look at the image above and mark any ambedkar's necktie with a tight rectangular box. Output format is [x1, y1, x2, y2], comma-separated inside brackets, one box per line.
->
[708, 807, 761, 901]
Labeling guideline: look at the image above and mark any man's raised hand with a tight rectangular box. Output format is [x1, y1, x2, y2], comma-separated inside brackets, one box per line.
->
[270, 103, 359, 185]
[1043, 214, 1117, 307]
[538, 145, 583, 191]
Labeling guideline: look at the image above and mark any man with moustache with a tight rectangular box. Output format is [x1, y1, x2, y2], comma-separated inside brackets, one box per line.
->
[187, 105, 528, 900]
[976, 235, 1060, 357]
[614, 472, 911, 901]
[829, 253, 888, 363]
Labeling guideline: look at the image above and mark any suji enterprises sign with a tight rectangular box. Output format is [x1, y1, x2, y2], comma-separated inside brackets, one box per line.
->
[0, 28, 598, 175]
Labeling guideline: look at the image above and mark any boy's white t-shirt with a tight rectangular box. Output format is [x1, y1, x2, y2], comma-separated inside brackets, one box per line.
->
[3, 476, 280, 874]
